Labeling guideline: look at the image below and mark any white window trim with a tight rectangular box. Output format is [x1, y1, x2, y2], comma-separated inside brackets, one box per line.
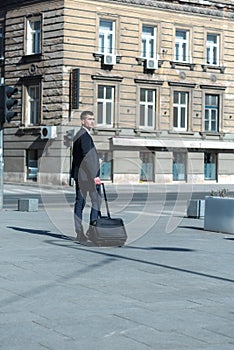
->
[142, 25, 157, 59]
[97, 85, 115, 127]
[173, 91, 189, 131]
[26, 85, 40, 126]
[139, 88, 156, 129]
[206, 33, 220, 66]
[26, 17, 41, 55]
[175, 29, 190, 63]
[99, 19, 115, 54]
[204, 94, 219, 132]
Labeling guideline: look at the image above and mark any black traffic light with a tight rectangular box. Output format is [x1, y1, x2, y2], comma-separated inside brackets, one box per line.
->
[0, 86, 4, 126]
[63, 129, 74, 147]
[5, 86, 18, 123]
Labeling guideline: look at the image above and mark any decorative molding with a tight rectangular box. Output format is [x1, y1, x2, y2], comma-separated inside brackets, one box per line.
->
[134, 129, 161, 137]
[170, 61, 196, 71]
[91, 74, 123, 82]
[106, 0, 234, 19]
[201, 64, 225, 73]
[168, 81, 196, 88]
[199, 131, 225, 140]
[93, 127, 122, 136]
[134, 78, 164, 85]
[200, 84, 226, 90]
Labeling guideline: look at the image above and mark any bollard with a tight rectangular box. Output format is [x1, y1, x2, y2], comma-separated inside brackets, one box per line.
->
[18, 198, 39, 212]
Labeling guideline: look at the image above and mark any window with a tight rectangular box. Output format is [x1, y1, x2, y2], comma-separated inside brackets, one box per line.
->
[173, 152, 186, 181]
[99, 19, 115, 54]
[142, 25, 157, 59]
[26, 149, 38, 181]
[206, 34, 219, 65]
[205, 94, 219, 132]
[97, 85, 114, 126]
[26, 17, 41, 55]
[98, 151, 112, 181]
[175, 29, 189, 62]
[204, 152, 217, 180]
[0, 25, 3, 59]
[26, 85, 40, 125]
[140, 88, 156, 128]
[173, 91, 188, 130]
[140, 151, 154, 182]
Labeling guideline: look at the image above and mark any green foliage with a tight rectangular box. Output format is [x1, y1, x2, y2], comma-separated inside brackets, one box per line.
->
[210, 188, 230, 197]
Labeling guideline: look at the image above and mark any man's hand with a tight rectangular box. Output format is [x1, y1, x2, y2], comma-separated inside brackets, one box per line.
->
[94, 177, 102, 185]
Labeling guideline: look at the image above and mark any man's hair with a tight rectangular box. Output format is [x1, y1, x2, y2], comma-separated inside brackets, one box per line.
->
[80, 111, 94, 120]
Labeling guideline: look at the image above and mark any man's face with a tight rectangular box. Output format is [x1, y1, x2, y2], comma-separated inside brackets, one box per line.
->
[81, 115, 95, 130]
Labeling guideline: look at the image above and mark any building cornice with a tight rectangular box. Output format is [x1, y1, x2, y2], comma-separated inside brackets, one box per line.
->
[102, 0, 234, 18]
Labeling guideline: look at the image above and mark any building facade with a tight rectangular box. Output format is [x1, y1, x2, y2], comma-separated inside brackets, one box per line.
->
[0, 0, 234, 185]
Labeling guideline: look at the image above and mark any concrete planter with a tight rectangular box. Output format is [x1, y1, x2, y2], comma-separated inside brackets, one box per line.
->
[187, 200, 205, 218]
[204, 196, 234, 234]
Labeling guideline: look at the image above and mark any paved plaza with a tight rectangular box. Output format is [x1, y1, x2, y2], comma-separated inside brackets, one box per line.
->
[0, 185, 234, 350]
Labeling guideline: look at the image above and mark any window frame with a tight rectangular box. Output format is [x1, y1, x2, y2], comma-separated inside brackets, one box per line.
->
[204, 152, 217, 181]
[25, 15, 42, 56]
[140, 151, 155, 182]
[23, 80, 42, 126]
[206, 33, 220, 66]
[173, 90, 189, 131]
[173, 152, 187, 181]
[97, 84, 115, 127]
[141, 24, 157, 59]
[98, 19, 116, 54]
[204, 93, 219, 132]
[139, 87, 156, 129]
[174, 29, 190, 63]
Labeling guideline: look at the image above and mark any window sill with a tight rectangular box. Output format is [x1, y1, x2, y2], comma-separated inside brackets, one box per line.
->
[201, 64, 225, 73]
[21, 53, 42, 63]
[16, 126, 41, 136]
[134, 129, 161, 137]
[169, 130, 194, 135]
[199, 132, 225, 139]
[93, 127, 122, 136]
[170, 61, 196, 71]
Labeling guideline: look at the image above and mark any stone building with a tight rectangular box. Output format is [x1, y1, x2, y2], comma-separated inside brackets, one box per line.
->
[0, 0, 234, 185]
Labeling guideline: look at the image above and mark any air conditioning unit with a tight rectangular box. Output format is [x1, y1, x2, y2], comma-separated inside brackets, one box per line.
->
[103, 54, 116, 65]
[146, 58, 158, 70]
[40, 126, 57, 140]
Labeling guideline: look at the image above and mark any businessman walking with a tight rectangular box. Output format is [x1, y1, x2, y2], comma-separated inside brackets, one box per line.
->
[71, 111, 102, 242]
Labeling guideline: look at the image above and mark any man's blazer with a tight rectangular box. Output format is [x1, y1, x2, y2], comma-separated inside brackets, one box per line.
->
[71, 127, 100, 183]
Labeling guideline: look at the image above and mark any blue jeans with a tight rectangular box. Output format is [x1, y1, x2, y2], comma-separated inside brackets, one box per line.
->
[74, 181, 101, 233]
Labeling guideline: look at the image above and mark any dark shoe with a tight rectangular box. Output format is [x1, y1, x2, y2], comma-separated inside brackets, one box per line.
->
[74, 229, 87, 242]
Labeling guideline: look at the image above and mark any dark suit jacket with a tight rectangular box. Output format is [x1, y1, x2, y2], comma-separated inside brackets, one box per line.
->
[71, 127, 100, 184]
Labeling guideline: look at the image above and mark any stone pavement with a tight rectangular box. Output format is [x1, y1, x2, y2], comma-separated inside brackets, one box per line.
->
[0, 190, 234, 350]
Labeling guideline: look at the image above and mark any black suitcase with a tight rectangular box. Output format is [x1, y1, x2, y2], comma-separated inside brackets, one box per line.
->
[87, 183, 127, 247]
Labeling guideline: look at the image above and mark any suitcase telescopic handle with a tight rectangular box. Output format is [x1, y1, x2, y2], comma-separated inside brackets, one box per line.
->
[101, 183, 111, 218]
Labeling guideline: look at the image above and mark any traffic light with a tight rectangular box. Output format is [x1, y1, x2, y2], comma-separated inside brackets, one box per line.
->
[5, 86, 18, 123]
[63, 129, 74, 147]
[0, 86, 4, 126]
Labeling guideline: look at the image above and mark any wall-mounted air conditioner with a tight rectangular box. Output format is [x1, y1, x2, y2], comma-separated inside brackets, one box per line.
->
[40, 126, 57, 140]
[146, 58, 158, 70]
[103, 54, 116, 65]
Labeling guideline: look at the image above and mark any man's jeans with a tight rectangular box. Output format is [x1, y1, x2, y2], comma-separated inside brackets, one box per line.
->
[74, 181, 101, 233]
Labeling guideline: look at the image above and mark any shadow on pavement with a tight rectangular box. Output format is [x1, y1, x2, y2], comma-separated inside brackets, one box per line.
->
[7, 225, 234, 284]
[7, 226, 73, 241]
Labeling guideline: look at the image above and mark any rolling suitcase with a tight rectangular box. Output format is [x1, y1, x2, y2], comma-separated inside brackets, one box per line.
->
[87, 183, 127, 247]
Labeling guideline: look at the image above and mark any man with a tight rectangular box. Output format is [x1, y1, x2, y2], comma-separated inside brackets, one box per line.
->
[71, 111, 102, 242]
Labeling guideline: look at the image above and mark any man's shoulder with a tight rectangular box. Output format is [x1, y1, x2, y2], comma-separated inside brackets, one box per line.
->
[74, 127, 87, 141]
